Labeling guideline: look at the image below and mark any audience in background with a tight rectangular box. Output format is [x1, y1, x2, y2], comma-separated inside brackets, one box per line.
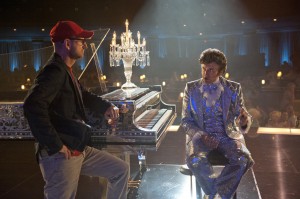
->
[286, 105, 297, 128]
[266, 111, 282, 128]
[280, 82, 296, 111]
[0, 61, 299, 128]
[279, 111, 289, 128]
[248, 108, 262, 127]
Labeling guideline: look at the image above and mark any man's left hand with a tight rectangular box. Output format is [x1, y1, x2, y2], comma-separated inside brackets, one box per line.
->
[238, 108, 248, 127]
[104, 105, 119, 121]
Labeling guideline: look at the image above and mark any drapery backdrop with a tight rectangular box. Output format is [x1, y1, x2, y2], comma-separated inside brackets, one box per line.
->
[0, 30, 299, 72]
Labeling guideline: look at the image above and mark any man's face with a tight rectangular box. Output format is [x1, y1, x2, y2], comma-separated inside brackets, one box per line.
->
[68, 38, 88, 59]
[201, 62, 221, 83]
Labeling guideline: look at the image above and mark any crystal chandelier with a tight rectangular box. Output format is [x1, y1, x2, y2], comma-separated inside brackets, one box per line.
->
[109, 19, 150, 89]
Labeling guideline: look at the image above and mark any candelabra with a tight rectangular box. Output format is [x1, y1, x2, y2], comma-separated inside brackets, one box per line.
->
[109, 19, 150, 89]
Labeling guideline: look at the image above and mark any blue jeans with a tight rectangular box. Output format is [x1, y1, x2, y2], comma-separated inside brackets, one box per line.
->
[39, 146, 129, 199]
[187, 135, 254, 199]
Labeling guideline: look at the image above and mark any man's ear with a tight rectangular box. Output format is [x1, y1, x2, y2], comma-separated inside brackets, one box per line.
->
[64, 39, 71, 50]
[217, 68, 223, 76]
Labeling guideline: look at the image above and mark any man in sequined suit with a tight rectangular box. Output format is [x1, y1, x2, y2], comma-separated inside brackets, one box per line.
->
[181, 48, 254, 199]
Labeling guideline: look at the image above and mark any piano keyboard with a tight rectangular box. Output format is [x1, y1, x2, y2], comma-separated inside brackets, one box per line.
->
[135, 109, 173, 131]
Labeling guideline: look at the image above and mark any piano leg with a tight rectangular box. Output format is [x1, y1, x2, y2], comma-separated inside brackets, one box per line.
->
[128, 150, 148, 190]
[137, 150, 147, 171]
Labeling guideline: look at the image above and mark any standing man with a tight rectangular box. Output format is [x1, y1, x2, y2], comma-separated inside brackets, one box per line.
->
[23, 21, 129, 199]
[181, 48, 254, 199]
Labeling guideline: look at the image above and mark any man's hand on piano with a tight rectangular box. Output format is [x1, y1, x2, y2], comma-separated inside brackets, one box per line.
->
[120, 104, 129, 113]
[105, 105, 119, 121]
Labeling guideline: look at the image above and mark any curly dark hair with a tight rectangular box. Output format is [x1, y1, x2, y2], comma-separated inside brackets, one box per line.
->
[199, 48, 227, 75]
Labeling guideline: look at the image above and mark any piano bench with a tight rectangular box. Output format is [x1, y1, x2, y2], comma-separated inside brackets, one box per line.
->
[179, 150, 237, 199]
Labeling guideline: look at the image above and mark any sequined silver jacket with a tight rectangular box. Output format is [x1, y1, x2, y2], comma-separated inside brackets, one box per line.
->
[181, 76, 252, 156]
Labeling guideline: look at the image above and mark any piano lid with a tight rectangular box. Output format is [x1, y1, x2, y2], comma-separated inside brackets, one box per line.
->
[101, 88, 150, 101]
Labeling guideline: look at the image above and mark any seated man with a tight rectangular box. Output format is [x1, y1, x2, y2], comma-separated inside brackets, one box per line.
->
[181, 48, 254, 199]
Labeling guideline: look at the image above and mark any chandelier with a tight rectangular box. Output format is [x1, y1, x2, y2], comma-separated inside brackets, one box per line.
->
[109, 19, 150, 89]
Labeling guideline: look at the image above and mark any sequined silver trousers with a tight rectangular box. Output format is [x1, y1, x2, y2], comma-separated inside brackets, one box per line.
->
[187, 134, 254, 199]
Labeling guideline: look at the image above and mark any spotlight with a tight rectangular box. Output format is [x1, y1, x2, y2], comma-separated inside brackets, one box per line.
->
[261, 79, 266, 85]
[277, 71, 282, 79]
[180, 92, 184, 98]
[225, 73, 230, 79]
[116, 82, 120, 87]
[26, 78, 31, 82]
[162, 81, 166, 86]
[21, 85, 25, 90]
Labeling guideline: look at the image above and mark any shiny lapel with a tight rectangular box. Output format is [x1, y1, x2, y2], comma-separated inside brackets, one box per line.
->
[194, 79, 204, 130]
[221, 77, 232, 123]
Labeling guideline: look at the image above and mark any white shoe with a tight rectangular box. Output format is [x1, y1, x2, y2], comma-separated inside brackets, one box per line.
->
[203, 194, 221, 199]
[203, 195, 209, 199]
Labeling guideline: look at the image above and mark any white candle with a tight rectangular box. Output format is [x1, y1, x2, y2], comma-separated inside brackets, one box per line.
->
[137, 31, 141, 48]
[121, 34, 124, 46]
[125, 19, 129, 36]
[112, 31, 116, 45]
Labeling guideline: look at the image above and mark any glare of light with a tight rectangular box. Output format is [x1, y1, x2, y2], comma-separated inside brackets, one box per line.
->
[41, 28, 45, 31]
[225, 72, 230, 79]
[241, 20, 245, 24]
[13, 28, 17, 31]
[180, 92, 184, 98]
[180, 75, 184, 80]
[273, 18, 277, 22]
[199, 32, 203, 36]
[26, 78, 31, 82]
[102, 75, 106, 80]
[162, 81, 166, 86]
[140, 74, 146, 80]
[277, 71, 282, 78]
[183, 74, 187, 78]
[261, 79, 265, 85]
[183, 24, 187, 27]
[116, 82, 120, 87]
[21, 85, 25, 90]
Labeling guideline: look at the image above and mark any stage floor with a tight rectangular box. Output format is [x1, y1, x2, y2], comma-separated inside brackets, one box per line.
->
[128, 164, 260, 199]
[1, 128, 300, 198]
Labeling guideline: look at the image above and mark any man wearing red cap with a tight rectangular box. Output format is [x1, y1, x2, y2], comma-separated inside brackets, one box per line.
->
[23, 21, 129, 199]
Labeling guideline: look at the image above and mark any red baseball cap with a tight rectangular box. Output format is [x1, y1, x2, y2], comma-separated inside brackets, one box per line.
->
[50, 20, 94, 42]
